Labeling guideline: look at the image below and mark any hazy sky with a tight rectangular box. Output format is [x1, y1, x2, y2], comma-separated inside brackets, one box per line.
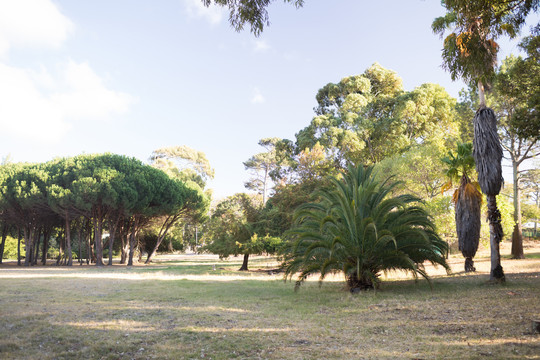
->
[0, 0, 535, 199]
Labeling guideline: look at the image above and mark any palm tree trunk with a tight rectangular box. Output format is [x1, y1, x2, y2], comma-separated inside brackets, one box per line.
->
[487, 194, 505, 281]
[473, 105, 505, 282]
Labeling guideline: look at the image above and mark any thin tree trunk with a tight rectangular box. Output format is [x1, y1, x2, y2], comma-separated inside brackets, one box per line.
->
[127, 218, 139, 266]
[511, 162, 524, 259]
[0, 224, 8, 264]
[86, 231, 91, 264]
[146, 215, 177, 264]
[17, 229, 21, 266]
[239, 253, 249, 271]
[77, 226, 83, 265]
[33, 229, 41, 266]
[108, 217, 119, 266]
[42, 228, 49, 265]
[478, 81, 486, 107]
[487, 195, 505, 282]
[23, 226, 33, 267]
[56, 230, 64, 265]
[93, 209, 104, 266]
[65, 213, 73, 266]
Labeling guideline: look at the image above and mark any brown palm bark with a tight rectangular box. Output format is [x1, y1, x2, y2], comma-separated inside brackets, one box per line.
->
[473, 100, 505, 282]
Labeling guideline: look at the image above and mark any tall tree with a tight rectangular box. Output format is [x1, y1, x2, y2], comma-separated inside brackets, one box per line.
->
[432, 0, 539, 282]
[295, 64, 460, 167]
[492, 55, 540, 259]
[243, 138, 280, 205]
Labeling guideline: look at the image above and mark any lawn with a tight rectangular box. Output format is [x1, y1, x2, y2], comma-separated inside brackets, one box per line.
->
[0, 242, 539, 360]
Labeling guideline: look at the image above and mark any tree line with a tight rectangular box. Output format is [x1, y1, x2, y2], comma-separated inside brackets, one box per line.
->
[0, 153, 208, 266]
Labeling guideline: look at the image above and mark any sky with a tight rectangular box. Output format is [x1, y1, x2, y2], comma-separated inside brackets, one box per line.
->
[0, 0, 537, 199]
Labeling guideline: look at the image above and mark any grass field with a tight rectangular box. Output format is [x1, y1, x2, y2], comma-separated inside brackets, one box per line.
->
[0, 241, 539, 359]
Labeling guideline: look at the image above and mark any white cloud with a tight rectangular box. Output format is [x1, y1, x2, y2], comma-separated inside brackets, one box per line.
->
[251, 87, 265, 104]
[0, 0, 74, 57]
[253, 39, 270, 52]
[0, 61, 135, 142]
[183, 0, 225, 25]
[0, 0, 134, 143]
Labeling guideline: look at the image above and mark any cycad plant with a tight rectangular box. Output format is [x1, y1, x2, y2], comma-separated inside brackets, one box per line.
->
[282, 164, 449, 291]
[441, 142, 482, 272]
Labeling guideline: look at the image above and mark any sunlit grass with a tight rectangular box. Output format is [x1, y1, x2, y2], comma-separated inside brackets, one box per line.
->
[0, 241, 539, 359]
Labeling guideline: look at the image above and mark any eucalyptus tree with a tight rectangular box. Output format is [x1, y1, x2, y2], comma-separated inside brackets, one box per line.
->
[144, 176, 208, 264]
[149, 145, 214, 252]
[432, 0, 539, 281]
[491, 55, 540, 258]
[295, 64, 460, 167]
[243, 138, 282, 205]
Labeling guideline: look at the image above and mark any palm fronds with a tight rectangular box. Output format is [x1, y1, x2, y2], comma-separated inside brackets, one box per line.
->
[282, 164, 449, 291]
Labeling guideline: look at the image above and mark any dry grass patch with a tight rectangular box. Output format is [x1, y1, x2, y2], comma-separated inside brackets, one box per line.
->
[0, 242, 539, 359]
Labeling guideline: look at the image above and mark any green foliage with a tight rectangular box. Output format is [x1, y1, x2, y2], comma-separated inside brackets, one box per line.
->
[441, 142, 476, 184]
[493, 55, 540, 141]
[282, 164, 449, 291]
[201, 0, 304, 36]
[432, 0, 538, 86]
[294, 64, 460, 167]
[2, 236, 22, 259]
[203, 193, 261, 258]
[378, 142, 449, 199]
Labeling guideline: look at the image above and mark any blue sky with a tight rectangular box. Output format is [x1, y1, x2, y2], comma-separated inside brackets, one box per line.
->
[0, 0, 535, 199]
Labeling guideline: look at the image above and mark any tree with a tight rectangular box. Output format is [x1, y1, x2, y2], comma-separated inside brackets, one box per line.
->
[201, 0, 304, 36]
[243, 138, 280, 205]
[282, 164, 449, 291]
[295, 64, 460, 167]
[148, 145, 213, 259]
[204, 193, 264, 271]
[442, 142, 482, 271]
[492, 55, 540, 258]
[150, 145, 214, 189]
[432, 0, 539, 282]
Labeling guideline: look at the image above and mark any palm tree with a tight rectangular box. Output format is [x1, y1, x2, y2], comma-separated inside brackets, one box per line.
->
[282, 164, 449, 291]
[442, 142, 482, 272]
[430, 0, 538, 282]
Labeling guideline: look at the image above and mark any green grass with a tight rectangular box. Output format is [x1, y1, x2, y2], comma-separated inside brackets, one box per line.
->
[0, 249, 539, 360]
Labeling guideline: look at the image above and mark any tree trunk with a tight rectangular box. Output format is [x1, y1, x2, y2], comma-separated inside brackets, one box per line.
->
[127, 218, 139, 266]
[93, 210, 104, 266]
[146, 216, 177, 264]
[478, 81, 486, 107]
[65, 214, 73, 266]
[56, 230, 64, 265]
[42, 228, 50, 265]
[239, 253, 249, 271]
[23, 226, 33, 267]
[0, 224, 8, 264]
[86, 231, 92, 265]
[511, 162, 524, 259]
[487, 195, 505, 282]
[17, 230, 21, 266]
[33, 229, 41, 266]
